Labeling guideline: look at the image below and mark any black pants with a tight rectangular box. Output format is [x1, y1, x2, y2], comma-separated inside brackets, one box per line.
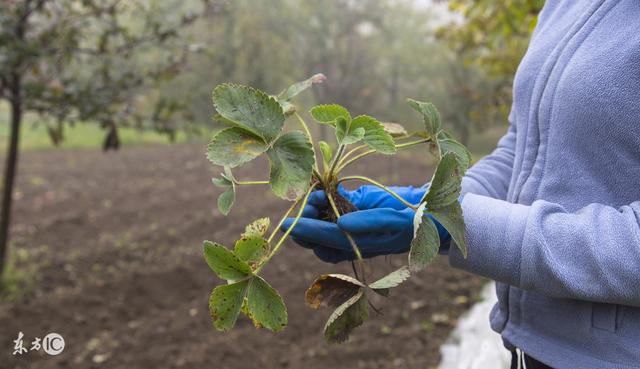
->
[510, 350, 554, 369]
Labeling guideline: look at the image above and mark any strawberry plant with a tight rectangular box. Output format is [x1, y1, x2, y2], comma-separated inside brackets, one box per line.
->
[203, 74, 471, 342]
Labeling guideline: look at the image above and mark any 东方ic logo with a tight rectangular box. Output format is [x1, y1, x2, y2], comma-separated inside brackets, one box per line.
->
[12, 331, 65, 356]
[42, 333, 65, 356]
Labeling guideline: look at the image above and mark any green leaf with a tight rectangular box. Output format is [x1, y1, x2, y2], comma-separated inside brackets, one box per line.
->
[422, 152, 462, 208]
[350, 115, 396, 154]
[335, 117, 365, 145]
[246, 276, 287, 332]
[203, 241, 252, 281]
[335, 117, 349, 143]
[382, 122, 408, 138]
[207, 127, 268, 168]
[368, 266, 411, 294]
[234, 234, 269, 264]
[267, 131, 315, 201]
[305, 274, 365, 309]
[277, 73, 326, 102]
[212, 176, 232, 188]
[438, 132, 471, 174]
[212, 168, 237, 215]
[212, 83, 285, 142]
[212, 112, 238, 128]
[209, 280, 249, 332]
[409, 203, 441, 272]
[319, 141, 333, 169]
[309, 104, 351, 125]
[217, 187, 235, 215]
[407, 98, 441, 137]
[428, 202, 467, 258]
[223, 167, 236, 181]
[324, 289, 369, 343]
[243, 218, 270, 237]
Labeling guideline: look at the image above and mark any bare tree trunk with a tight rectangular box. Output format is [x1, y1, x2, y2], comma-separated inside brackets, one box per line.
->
[102, 120, 120, 151]
[0, 74, 22, 276]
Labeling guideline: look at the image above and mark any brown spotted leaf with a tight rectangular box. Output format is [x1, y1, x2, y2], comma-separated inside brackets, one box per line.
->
[213, 83, 285, 143]
[245, 276, 287, 332]
[234, 235, 269, 265]
[209, 279, 249, 332]
[323, 289, 369, 343]
[368, 266, 411, 296]
[267, 131, 314, 201]
[409, 203, 441, 272]
[305, 274, 365, 309]
[438, 131, 471, 174]
[428, 201, 467, 258]
[207, 127, 268, 168]
[422, 152, 462, 208]
[407, 98, 441, 137]
[203, 241, 252, 281]
[243, 218, 270, 238]
[234, 218, 271, 265]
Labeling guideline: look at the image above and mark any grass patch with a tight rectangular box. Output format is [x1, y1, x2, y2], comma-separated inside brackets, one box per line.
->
[0, 101, 209, 151]
[0, 247, 36, 302]
[0, 122, 199, 152]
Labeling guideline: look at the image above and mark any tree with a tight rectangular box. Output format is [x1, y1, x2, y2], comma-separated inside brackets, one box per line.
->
[179, 0, 461, 134]
[437, 0, 544, 121]
[0, 0, 200, 276]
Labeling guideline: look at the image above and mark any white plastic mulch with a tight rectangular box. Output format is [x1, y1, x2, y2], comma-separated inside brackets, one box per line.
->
[438, 282, 511, 369]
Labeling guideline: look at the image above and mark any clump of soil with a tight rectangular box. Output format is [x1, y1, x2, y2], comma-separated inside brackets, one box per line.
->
[319, 184, 358, 222]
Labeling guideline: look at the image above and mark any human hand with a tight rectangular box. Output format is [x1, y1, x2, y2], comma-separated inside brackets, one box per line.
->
[281, 185, 450, 263]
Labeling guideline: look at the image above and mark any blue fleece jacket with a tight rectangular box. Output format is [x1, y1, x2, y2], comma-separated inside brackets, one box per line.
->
[448, 1, 640, 368]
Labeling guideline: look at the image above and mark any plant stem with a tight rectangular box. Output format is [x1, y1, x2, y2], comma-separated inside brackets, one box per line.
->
[267, 196, 303, 244]
[325, 191, 367, 283]
[257, 183, 318, 273]
[335, 149, 375, 174]
[335, 138, 431, 174]
[336, 144, 368, 168]
[396, 138, 431, 149]
[338, 175, 419, 210]
[294, 112, 314, 143]
[235, 180, 270, 186]
[327, 144, 345, 178]
[294, 112, 321, 173]
[312, 168, 323, 183]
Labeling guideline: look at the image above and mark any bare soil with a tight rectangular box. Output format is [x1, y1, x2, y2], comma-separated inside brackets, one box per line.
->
[0, 144, 484, 369]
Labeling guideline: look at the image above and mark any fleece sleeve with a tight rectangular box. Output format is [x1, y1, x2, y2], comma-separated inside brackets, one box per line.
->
[461, 116, 517, 201]
[450, 194, 640, 307]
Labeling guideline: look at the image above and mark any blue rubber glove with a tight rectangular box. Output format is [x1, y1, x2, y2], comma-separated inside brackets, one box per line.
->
[281, 185, 451, 263]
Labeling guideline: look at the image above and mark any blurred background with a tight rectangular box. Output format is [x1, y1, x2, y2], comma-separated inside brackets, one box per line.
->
[0, 1, 542, 368]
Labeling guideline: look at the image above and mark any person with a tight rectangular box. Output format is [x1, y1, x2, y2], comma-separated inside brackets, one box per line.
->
[281, 1, 640, 368]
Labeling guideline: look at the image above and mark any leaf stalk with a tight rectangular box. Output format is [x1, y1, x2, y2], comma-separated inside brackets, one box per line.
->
[257, 182, 318, 273]
[235, 180, 270, 186]
[327, 144, 346, 178]
[294, 112, 321, 174]
[335, 138, 431, 174]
